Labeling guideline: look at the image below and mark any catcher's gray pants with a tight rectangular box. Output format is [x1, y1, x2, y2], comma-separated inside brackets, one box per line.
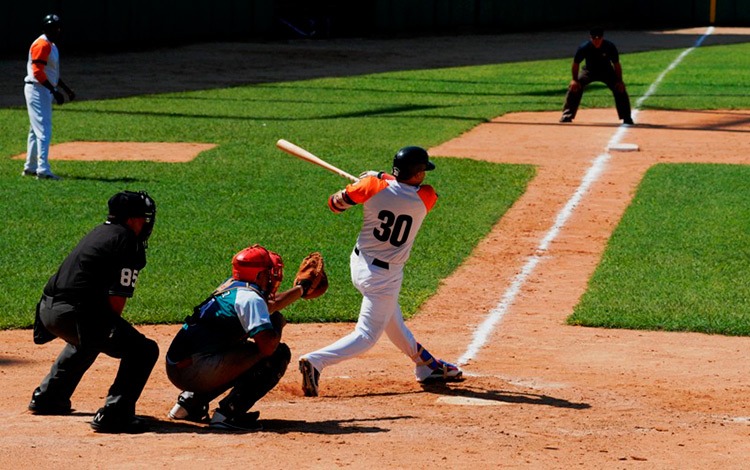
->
[166, 342, 290, 417]
[33, 295, 159, 417]
[561, 66, 632, 121]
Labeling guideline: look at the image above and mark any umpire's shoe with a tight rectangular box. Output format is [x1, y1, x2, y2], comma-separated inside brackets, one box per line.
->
[28, 388, 72, 415]
[91, 407, 149, 434]
[299, 358, 320, 397]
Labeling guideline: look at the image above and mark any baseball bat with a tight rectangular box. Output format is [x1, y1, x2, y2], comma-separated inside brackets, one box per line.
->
[276, 139, 358, 182]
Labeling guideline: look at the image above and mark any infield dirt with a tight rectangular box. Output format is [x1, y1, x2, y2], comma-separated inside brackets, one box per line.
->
[2, 30, 749, 469]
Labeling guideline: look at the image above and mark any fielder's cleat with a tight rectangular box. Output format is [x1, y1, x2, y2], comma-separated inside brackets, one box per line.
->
[36, 172, 62, 180]
[559, 116, 573, 123]
[419, 360, 464, 383]
[299, 358, 320, 397]
[90, 408, 149, 434]
[623, 117, 634, 125]
[21, 169, 37, 177]
[209, 409, 262, 431]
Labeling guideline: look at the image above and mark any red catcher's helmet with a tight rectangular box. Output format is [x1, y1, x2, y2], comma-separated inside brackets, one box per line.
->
[232, 244, 284, 294]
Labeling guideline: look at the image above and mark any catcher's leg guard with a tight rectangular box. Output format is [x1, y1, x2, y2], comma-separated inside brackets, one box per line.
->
[218, 343, 291, 417]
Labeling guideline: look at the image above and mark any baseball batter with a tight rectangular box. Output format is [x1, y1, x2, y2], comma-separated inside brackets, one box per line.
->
[23, 14, 75, 180]
[299, 146, 463, 397]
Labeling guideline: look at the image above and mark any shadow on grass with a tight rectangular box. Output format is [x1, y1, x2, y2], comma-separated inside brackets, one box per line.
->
[62, 175, 146, 183]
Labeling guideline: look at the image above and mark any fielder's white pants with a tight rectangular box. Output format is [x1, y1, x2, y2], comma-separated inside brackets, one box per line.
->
[302, 248, 434, 381]
[24, 83, 53, 175]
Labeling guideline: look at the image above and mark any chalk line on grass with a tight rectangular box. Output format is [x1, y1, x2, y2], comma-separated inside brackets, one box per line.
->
[456, 27, 716, 367]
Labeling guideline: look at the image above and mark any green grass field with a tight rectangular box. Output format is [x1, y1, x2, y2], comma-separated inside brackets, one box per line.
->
[2, 41, 749, 332]
[569, 164, 750, 335]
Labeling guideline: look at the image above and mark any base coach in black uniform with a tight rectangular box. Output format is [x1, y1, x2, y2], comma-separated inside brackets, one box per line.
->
[29, 191, 158, 433]
[560, 28, 634, 125]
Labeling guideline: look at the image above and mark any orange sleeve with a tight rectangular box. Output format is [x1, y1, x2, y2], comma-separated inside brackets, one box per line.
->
[30, 39, 51, 83]
[345, 176, 389, 204]
[417, 185, 438, 213]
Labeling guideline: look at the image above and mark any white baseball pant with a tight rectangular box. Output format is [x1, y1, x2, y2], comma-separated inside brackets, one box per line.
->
[24, 83, 53, 175]
[301, 248, 434, 381]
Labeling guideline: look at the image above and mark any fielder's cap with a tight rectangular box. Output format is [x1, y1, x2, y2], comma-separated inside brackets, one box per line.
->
[108, 190, 156, 220]
[393, 146, 435, 173]
[589, 27, 604, 38]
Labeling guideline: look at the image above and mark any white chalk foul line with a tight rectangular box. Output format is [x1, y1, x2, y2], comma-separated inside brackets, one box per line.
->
[457, 27, 715, 367]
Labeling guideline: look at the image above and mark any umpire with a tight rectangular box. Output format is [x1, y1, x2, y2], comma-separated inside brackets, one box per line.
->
[560, 27, 634, 125]
[29, 191, 158, 434]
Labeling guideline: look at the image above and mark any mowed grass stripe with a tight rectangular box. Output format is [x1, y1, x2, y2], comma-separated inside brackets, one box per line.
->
[2, 42, 750, 330]
[569, 164, 750, 336]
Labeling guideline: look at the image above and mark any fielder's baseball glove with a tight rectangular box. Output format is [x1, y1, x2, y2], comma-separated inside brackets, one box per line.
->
[294, 252, 328, 299]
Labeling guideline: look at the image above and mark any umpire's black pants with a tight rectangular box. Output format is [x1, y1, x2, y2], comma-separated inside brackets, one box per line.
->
[33, 295, 159, 417]
[561, 66, 632, 121]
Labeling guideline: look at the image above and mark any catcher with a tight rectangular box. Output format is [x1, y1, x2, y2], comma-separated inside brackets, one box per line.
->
[165, 244, 327, 431]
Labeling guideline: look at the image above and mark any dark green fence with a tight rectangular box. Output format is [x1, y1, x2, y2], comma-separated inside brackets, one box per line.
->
[2, 0, 747, 54]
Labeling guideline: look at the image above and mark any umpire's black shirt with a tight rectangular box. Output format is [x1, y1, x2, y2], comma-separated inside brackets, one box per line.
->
[574, 39, 620, 74]
[44, 222, 146, 307]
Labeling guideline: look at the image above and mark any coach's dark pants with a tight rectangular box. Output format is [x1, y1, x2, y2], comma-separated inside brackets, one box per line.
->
[33, 295, 159, 417]
[561, 66, 632, 121]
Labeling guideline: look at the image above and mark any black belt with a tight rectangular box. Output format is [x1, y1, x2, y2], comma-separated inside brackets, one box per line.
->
[354, 247, 389, 269]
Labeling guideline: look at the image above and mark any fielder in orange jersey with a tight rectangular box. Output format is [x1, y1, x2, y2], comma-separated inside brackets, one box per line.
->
[299, 146, 463, 396]
[22, 14, 75, 180]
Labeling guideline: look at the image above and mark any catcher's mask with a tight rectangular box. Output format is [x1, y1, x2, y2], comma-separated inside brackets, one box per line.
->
[107, 190, 156, 244]
[232, 244, 283, 294]
[392, 146, 435, 180]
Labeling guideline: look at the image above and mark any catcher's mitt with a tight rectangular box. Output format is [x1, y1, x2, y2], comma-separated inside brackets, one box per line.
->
[294, 252, 328, 299]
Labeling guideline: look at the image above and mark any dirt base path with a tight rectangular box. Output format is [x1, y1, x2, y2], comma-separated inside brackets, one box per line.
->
[2, 109, 749, 468]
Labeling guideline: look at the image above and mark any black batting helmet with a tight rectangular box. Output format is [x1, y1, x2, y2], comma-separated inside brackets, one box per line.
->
[392, 146, 435, 180]
[42, 14, 61, 31]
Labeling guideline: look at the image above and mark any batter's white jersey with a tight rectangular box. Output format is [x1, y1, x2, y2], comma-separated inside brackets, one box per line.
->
[335, 176, 437, 265]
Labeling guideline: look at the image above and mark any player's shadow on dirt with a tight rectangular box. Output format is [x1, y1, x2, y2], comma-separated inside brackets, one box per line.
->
[145, 415, 412, 435]
[421, 382, 591, 410]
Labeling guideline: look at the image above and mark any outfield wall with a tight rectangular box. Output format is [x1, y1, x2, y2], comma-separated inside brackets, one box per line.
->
[2, 0, 748, 54]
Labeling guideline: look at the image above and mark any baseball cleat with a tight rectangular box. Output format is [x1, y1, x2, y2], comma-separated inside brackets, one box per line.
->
[209, 409, 262, 431]
[299, 358, 320, 397]
[28, 388, 73, 415]
[419, 360, 464, 383]
[167, 391, 209, 423]
[36, 172, 62, 180]
[21, 169, 37, 177]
